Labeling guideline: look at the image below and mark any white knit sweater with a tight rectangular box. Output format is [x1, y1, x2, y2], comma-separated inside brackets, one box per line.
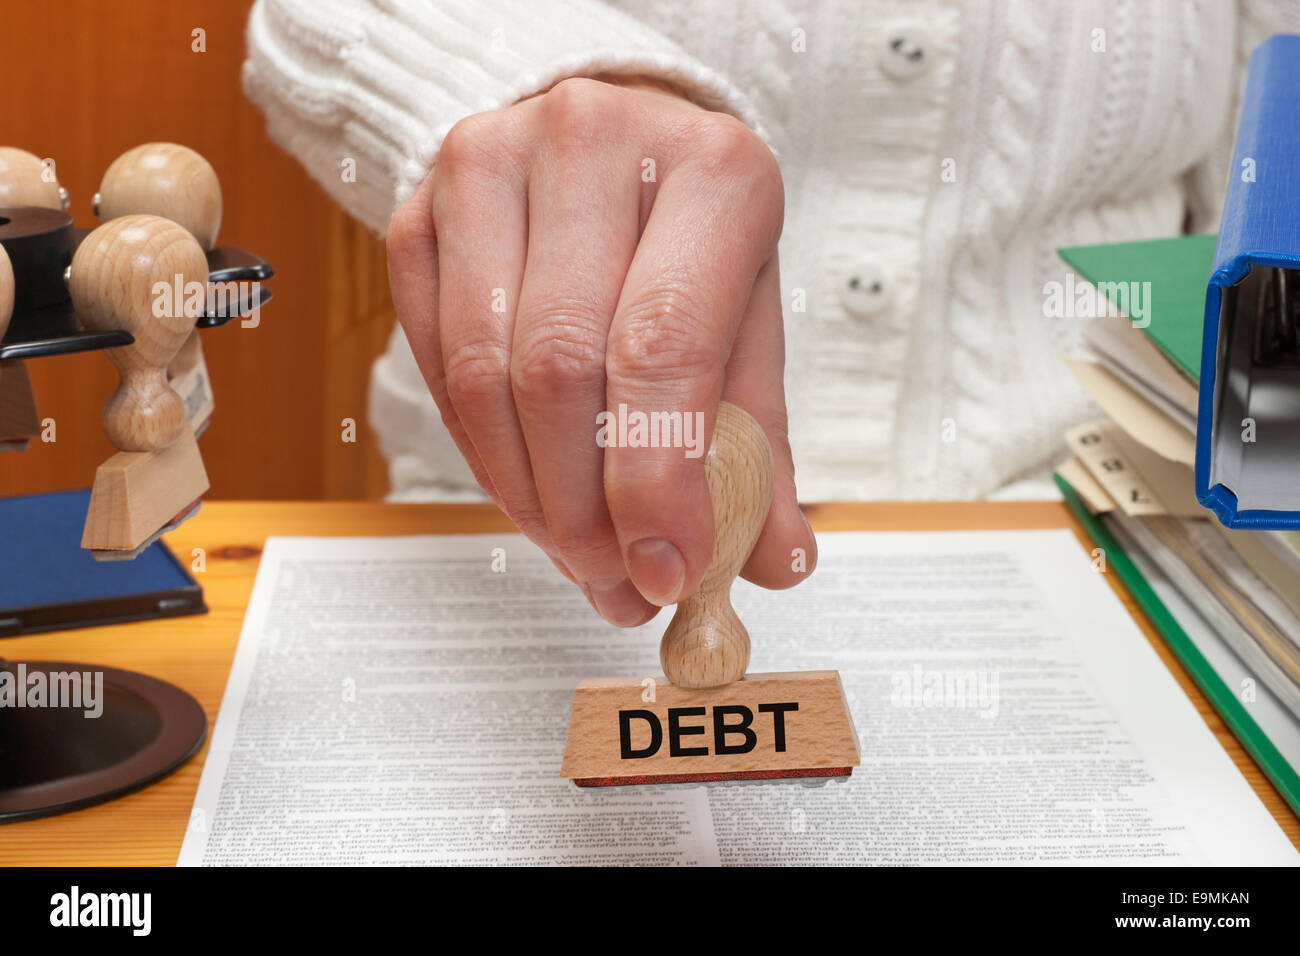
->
[243, 0, 1300, 502]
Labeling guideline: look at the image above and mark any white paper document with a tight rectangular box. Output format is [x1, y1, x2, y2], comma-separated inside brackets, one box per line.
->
[178, 529, 1298, 865]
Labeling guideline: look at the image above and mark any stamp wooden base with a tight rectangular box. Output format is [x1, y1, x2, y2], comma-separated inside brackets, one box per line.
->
[0, 359, 39, 451]
[81, 423, 209, 554]
[561, 670, 860, 787]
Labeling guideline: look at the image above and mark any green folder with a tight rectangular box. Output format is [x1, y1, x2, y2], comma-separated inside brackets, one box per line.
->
[1056, 474, 1300, 815]
[1057, 234, 1216, 381]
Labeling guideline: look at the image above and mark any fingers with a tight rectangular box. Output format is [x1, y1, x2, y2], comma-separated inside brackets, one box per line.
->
[433, 113, 558, 561]
[721, 255, 816, 589]
[604, 117, 785, 607]
[394, 86, 804, 621]
[386, 168, 495, 499]
[512, 82, 654, 626]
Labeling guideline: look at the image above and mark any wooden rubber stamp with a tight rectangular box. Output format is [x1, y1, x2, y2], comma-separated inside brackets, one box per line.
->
[94, 143, 221, 435]
[0, 242, 40, 451]
[0, 146, 67, 210]
[69, 214, 211, 559]
[561, 401, 860, 786]
[0, 147, 53, 451]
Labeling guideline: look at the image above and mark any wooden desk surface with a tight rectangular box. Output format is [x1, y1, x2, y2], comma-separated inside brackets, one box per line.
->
[2, 500, 1297, 864]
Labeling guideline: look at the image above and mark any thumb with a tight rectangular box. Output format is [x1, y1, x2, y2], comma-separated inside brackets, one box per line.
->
[722, 256, 817, 590]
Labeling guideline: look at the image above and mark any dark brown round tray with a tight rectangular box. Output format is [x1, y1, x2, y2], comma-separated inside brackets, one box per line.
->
[0, 659, 206, 823]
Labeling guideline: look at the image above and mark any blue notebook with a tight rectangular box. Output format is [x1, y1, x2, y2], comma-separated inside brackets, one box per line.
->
[0, 489, 205, 636]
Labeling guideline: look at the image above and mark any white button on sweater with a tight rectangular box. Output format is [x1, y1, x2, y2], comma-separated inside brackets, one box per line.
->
[242, 0, 1300, 502]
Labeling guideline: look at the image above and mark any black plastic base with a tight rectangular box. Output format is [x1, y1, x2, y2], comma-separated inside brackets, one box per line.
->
[0, 660, 206, 823]
[0, 205, 274, 360]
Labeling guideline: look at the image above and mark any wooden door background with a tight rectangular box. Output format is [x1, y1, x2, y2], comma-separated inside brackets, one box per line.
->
[0, 0, 393, 500]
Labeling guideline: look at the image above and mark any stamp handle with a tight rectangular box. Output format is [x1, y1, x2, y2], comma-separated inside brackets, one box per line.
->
[659, 400, 773, 689]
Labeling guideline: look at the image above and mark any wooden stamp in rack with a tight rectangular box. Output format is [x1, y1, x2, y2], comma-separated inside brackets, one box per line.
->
[69, 215, 211, 558]
[0, 141, 271, 558]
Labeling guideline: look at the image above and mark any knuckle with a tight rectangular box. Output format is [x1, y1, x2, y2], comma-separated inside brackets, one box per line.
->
[385, 195, 424, 258]
[511, 309, 606, 403]
[442, 341, 511, 414]
[608, 287, 723, 384]
[550, 523, 618, 570]
[693, 114, 762, 169]
[385, 197, 435, 286]
[541, 78, 614, 141]
[437, 115, 492, 173]
[500, 496, 547, 535]
[500, 498, 553, 548]
[688, 115, 783, 208]
[744, 143, 784, 209]
[434, 112, 519, 190]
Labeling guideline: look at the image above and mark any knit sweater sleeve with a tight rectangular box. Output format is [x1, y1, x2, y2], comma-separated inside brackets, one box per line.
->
[242, 0, 764, 236]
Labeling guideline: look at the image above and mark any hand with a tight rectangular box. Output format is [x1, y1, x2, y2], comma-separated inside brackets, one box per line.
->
[387, 75, 816, 626]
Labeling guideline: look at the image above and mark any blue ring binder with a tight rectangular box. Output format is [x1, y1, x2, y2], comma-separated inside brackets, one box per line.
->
[1197, 34, 1300, 530]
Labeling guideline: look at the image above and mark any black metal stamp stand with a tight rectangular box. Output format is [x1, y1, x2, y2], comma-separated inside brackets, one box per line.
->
[0, 204, 272, 822]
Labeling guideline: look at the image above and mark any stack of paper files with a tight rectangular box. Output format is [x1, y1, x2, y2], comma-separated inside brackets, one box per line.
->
[1055, 235, 1300, 814]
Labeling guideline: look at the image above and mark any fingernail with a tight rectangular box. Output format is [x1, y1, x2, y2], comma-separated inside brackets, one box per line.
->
[588, 577, 653, 627]
[626, 538, 686, 606]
